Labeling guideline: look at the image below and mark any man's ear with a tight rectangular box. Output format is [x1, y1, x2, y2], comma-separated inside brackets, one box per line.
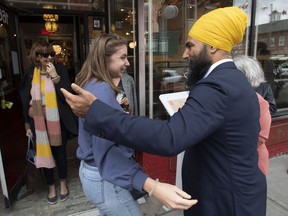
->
[209, 46, 218, 54]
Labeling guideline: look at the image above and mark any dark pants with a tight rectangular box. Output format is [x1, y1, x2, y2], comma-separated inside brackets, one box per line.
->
[43, 124, 69, 185]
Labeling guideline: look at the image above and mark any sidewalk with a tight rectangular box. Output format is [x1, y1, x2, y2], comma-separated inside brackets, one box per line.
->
[71, 153, 288, 216]
[140, 196, 183, 216]
[3, 153, 286, 216]
[266, 154, 288, 216]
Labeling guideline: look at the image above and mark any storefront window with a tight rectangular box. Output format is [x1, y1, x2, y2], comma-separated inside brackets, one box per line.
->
[0, 25, 10, 88]
[87, 16, 106, 47]
[110, 0, 137, 82]
[254, 0, 288, 115]
[0, 8, 14, 94]
[3, 0, 106, 12]
[142, 0, 288, 118]
[144, 0, 246, 119]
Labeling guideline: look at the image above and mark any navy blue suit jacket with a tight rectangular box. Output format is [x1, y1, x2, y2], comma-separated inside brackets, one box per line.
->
[84, 62, 267, 216]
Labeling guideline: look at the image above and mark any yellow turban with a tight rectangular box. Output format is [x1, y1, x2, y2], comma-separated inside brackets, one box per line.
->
[188, 6, 248, 52]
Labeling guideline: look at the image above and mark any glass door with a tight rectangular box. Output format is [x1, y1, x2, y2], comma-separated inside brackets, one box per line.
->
[0, 5, 27, 208]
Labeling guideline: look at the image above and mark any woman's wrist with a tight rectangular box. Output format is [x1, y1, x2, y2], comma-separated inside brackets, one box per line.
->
[149, 178, 159, 196]
[51, 75, 61, 84]
[51, 74, 59, 79]
[143, 177, 160, 197]
[25, 122, 31, 130]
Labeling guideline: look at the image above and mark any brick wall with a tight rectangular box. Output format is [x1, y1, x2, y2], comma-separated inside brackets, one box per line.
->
[137, 153, 176, 185]
[266, 117, 288, 157]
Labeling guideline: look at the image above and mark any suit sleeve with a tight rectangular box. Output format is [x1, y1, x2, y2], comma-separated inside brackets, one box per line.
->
[84, 81, 227, 156]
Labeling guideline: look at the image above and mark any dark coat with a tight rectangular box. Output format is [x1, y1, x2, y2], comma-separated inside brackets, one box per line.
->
[19, 63, 78, 137]
[255, 82, 277, 115]
[83, 62, 267, 216]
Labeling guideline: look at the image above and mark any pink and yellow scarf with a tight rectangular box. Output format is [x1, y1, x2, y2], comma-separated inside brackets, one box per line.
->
[30, 67, 61, 168]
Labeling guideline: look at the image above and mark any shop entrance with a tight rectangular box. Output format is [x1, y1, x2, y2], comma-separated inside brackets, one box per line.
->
[0, 12, 85, 208]
[19, 15, 82, 82]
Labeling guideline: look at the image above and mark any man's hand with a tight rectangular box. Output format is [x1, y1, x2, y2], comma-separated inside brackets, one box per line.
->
[60, 83, 97, 118]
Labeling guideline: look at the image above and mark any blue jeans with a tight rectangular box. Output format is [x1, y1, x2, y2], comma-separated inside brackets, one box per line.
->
[79, 161, 143, 216]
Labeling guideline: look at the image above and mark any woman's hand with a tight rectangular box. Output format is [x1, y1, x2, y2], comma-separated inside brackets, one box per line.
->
[26, 129, 33, 137]
[143, 178, 198, 210]
[120, 96, 129, 107]
[46, 62, 58, 78]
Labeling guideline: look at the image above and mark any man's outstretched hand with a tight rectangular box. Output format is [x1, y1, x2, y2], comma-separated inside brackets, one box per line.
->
[61, 83, 97, 118]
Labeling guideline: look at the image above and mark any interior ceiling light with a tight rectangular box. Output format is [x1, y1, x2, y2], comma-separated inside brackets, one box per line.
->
[45, 21, 58, 33]
[42, 5, 59, 33]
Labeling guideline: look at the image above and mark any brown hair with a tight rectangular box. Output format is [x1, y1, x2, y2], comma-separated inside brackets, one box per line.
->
[29, 40, 54, 67]
[75, 33, 127, 93]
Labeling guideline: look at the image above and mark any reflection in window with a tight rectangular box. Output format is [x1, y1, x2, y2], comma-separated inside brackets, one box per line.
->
[279, 36, 285, 46]
[270, 37, 275, 46]
[0, 24, 12, 93]
[255, 1, 288, 114]
[145, 0, 238, 118]
[3, 0, 105, 12]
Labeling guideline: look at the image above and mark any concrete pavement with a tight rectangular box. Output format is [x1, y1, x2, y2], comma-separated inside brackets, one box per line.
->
[72, 153, 288, 216]
[266, 154, 288, 216]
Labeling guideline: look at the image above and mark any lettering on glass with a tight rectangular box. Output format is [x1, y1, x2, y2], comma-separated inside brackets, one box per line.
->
[0, 9, 8, 25]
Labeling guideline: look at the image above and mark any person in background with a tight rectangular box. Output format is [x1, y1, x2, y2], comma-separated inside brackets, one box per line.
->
[117, 71, 138, 115]
[115, 72, 139, 159]
[73, 33, 197, 216]
[234, 55, 272, 175]
[255, 82, 277, 115]
[19, 40, 78, 204]
[256, 41, 280, 102]
[255, 43, 277, 115]
[255, 80, 277, 115]
[61, 6, 267, 216]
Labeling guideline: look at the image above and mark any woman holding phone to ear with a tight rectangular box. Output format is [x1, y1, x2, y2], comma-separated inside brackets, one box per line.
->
[19, 40, 78, 205]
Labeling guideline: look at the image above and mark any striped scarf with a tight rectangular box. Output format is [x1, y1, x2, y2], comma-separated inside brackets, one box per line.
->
[30, 67, 61, 168]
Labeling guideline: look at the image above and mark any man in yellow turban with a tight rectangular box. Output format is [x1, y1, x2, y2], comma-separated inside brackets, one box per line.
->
[184, 6, 248, 86]
[61, 6, 266, 216]
[189, 6, 248, 52]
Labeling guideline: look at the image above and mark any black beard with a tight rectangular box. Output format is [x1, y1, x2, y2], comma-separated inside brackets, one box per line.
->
[186, 47, 212, 87]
